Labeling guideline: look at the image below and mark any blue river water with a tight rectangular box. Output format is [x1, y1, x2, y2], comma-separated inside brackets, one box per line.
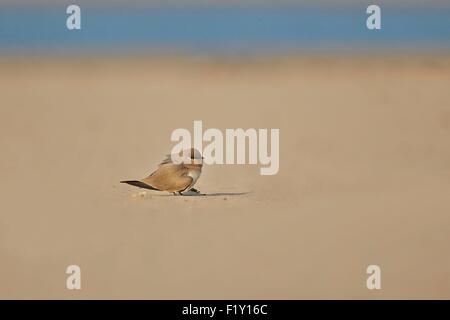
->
[0, 6, 449, 55]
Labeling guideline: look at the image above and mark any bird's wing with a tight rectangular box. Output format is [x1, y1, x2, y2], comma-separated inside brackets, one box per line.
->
[120, 180, 160, 190]
[142, 163, 193, 192]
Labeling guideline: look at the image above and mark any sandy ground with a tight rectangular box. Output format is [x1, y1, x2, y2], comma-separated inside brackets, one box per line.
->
[0, 55, 449, 299]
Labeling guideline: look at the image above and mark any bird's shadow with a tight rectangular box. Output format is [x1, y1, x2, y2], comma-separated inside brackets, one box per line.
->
[154, 191, 250, 197]
[187, 191, 250, 197]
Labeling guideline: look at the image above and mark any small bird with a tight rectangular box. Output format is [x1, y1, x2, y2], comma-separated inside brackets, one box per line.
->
[121, 148, 203, 195]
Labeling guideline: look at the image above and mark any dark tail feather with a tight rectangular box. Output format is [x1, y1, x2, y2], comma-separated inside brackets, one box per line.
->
[120, 180, 160, 191]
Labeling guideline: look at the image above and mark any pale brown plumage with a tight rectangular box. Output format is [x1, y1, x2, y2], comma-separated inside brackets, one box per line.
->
[121, 148, 203, 195]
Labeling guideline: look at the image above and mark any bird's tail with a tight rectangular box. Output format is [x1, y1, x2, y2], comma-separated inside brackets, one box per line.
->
[120, 180, 160, 191]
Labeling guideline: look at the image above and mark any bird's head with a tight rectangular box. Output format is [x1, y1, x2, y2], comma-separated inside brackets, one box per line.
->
[173, 148, 203, 168]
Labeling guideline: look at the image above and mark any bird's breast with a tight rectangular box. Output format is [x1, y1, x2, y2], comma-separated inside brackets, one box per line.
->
[186, 169, 201, 185]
